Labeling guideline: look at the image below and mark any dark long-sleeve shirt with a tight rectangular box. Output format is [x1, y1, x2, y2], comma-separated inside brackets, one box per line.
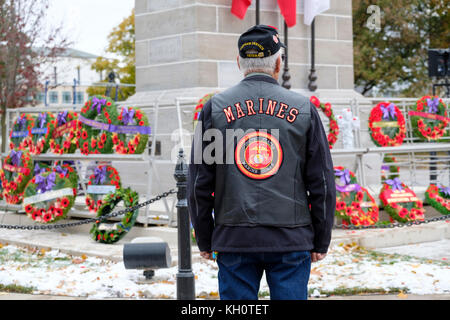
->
[187, 75, 335, 254]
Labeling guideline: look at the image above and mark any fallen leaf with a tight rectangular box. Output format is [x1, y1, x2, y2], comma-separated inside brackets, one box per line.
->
[72, 258, 84, 264]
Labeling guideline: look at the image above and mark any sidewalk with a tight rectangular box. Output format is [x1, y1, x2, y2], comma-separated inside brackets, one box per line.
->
[1, 292, 449, 300]
[0, 214, 448, 264]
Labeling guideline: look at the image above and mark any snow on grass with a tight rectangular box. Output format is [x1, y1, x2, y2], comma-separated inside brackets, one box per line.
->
[0, 242, 448, 299]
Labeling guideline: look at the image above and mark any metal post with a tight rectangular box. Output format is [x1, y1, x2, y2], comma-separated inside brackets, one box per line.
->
[308, 19, 318, 92]
[73, 78, 77, 105]
[255, 0, 260, 25]
[430, 151, 437, 183]
[282, 22, 291, 90]
[44, 80, 49, 107]
[174, 149, 195, 300]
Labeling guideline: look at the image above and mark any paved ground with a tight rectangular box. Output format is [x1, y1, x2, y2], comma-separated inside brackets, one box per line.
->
[0, 208, 449, 300]
[1, 292, 449, 300]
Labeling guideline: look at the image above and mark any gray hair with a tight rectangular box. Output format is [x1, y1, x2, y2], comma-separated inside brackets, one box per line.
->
[238, 50, 281, 76]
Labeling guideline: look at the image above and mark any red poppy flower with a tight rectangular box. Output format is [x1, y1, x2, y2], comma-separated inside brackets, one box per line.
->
[32, 211, 41, 221]
[81, 131, 88, 140]
[54, 208, 63, 217]
[43, 213, 53, 222]
[61, 198, 70, 208]
[398, 208, 408, 218]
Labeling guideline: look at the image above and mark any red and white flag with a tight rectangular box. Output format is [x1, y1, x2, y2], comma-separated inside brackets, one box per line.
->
[231, 0, 252, 20]
[231, 0, 297, 27]
[303, 0, 330, 25]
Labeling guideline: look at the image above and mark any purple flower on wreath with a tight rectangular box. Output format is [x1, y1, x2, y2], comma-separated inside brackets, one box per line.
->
[437, 184, 450, 197]
[335, 168, 351, 185]
[381, 103, 397, 120]
[91, 97, 107, 114]
[121, 107, 135, 125]
[57, 111, 68, 126]
[386, 177, 403, 191]
[10, 150, 22, 167]
[94, 166, 107, 185]
[17, 116, 27, 130]
[426, 98, 440, 114]
[35, 172, 56, 194]
[37, 113, 47, 128]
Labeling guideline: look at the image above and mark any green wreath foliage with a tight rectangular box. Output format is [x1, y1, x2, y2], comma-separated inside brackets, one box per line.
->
[90, 187, 139, 244]
[23, 171, 77, 224]
[49, 111, 81, 154]
[29, 112, 55, 155]
[9, 114, 35, 151]
[409, 96, 448, 142]
[112, 107, 150, 155]
[79, 95, 120, 155]
[0, 149, 33, 204]
[425, 184, 449, 216]
[85, 165, 122, 213]
[379, 179, 425, 223]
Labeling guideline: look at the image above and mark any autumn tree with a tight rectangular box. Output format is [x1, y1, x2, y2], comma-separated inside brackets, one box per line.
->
[0, 0, 69, 152]
[353, 0, 449, 97]
[87, 9, 135, 101]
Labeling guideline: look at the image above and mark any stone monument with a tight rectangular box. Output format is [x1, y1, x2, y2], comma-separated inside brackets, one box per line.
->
[131, 0, 359, 102]
[124, 0, 376, 203]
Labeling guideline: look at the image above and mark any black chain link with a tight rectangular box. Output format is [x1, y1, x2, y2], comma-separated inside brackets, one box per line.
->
[0, 189, 177, 231]
[334, 214, 450, 230]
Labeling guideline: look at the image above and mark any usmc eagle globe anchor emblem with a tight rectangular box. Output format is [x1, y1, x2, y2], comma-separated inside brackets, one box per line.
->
[235, 131, 283, 180]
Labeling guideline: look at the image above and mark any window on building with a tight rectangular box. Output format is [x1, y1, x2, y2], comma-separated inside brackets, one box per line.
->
[49, 92, 59, 104]
[76, 92, 84, 104]
[62, 91, 72, 104]
[36, 92, 45, 104]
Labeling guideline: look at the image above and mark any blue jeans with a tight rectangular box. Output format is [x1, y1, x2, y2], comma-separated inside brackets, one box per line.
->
[217, 251, 311, 300]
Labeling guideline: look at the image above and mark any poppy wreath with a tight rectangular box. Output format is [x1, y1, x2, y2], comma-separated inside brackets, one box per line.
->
[409, 96, 448, 142]
[85, 165, 122, 213]
[193, 93, 216, 129]
[0, 149, 33, 204]
[112, 107, 151, 155]
[23, 171, 77, 224]
[29, 112, 55, 155]
[9, 113, 35, 151]
[310, 96, 340, 149]
[33, 161, 79, 191]
[425, 184, 450, 216]
[381, 154, 400, 183]
[379, 177, 425, 223]
[49, 111, 81, 154]
[78, 95, 120, 155]
[368, 102, 406, 147]
[90, 187, 139, 244]
[334, 166, 379, 226]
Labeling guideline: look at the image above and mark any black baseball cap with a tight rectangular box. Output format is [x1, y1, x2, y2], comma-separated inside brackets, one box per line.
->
[238, 25, 286, 59]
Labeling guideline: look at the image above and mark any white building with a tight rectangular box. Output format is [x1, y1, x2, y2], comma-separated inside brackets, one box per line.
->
[35, 48, 102, 107]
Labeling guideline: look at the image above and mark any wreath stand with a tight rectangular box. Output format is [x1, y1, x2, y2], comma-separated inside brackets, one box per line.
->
[1, 96, 181, 228]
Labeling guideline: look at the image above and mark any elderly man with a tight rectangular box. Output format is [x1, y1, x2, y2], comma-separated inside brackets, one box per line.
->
[188, 25, 335, 300]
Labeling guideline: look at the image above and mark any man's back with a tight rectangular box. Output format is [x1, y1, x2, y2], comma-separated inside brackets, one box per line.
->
[210, 76, 313, 227]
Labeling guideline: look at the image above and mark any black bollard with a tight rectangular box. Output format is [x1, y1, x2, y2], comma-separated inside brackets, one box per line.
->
[174, 149, 195, 300]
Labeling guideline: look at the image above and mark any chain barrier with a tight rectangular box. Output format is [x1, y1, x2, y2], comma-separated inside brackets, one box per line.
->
[0, 189, 177, 231]
[334, 214, 450, 230]
[1, 188, 449, 231]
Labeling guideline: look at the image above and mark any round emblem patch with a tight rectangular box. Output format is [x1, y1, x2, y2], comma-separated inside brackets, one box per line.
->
[235, 131, 283, 180]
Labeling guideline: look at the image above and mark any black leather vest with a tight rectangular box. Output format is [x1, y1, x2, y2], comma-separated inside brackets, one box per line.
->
[211, 76, 312, 227]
